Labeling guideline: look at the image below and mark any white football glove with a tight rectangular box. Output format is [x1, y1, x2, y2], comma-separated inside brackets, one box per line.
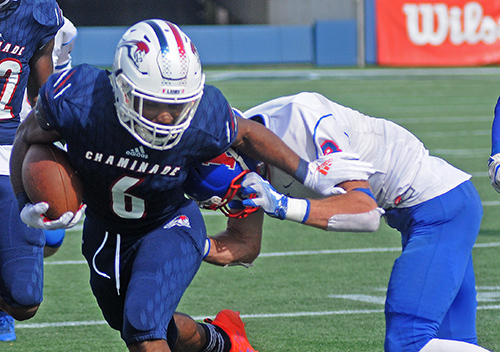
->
[488, 153, 500, 193]
[20, 202, 86, 230]
[303, 153, 375, 197]
[241, 172, 310, 223]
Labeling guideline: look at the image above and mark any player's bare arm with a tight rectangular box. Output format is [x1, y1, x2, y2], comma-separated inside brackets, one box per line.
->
[26, 38, 55, 106]
[231, 116, 301, 179]
[204, 209, 264, 267]
[241, 173, 384, 232]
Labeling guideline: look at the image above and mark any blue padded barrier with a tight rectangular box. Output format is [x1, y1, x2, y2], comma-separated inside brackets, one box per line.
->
[71, 21, 365, 67]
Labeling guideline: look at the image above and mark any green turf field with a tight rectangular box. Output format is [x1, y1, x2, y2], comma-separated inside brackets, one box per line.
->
[6, 67, 500, 351]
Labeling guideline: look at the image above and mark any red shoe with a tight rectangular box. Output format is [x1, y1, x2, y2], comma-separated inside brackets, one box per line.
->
[204, 309, 258, 352]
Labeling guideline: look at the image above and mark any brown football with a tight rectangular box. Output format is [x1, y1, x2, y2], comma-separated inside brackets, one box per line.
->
[22, 143, 83, 220]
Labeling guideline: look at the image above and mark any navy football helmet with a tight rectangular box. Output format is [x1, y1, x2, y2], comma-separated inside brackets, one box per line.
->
[184, 148, 265, 218]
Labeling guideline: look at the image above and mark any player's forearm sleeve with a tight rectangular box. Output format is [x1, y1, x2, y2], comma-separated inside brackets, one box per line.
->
[327, 208, 385, 232]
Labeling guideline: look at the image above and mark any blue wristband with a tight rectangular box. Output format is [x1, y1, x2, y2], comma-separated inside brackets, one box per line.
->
[294, 158, 309, 183]
[16, 192, 31, 212]
[203, 238, 211, 258]
[301, 199, 311, 223]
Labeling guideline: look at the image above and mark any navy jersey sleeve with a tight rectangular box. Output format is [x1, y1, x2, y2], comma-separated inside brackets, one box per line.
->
[186, 84, 238, 162]
[38, 65, 112, 143]
[32, 0, 64, 49]
[39, 66, 82, 133]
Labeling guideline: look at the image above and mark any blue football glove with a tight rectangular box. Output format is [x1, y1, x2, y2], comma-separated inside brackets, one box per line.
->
[241, 172, 310, 223]
[488, 153, 500, 193]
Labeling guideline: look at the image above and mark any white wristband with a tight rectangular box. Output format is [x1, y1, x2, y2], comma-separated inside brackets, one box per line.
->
[285, 198, 310, 223]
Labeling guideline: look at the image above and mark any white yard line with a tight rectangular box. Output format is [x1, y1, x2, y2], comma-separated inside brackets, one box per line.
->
[17, 305, 500, 329]
[29, 241, 500, 330]
[44, 242, 500, 266]
[205, 67, 500, 82]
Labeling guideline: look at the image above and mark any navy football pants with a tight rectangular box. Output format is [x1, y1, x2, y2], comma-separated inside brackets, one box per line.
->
[0, 175, 44, 308]
[82, 200, 206, 346]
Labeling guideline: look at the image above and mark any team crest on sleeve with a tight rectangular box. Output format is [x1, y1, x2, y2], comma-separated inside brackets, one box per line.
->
[321, 140, 342, 155]
[164, 215, 191, 229]
[202, 151, 237, 170]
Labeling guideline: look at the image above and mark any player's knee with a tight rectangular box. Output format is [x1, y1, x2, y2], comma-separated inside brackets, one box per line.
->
[2, 258, 44, 309]
[385, 312, 437, 352]
[7, 304, 40, 321]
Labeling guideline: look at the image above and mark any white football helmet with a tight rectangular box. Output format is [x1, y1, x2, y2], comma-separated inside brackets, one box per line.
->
[110, 19, 205, 150]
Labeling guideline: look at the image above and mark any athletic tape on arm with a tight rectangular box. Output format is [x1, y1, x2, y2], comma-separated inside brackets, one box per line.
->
[327, 208, 385, 232]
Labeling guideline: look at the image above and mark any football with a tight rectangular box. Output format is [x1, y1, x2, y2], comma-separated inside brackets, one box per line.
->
[22, 143, 83, 220]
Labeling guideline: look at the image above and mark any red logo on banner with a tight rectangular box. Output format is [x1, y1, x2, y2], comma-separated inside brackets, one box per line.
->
[377, 0, 500, 66]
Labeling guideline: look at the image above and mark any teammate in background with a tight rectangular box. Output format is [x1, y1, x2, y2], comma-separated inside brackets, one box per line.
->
[20, 15, 77, 120]
[187, 93, 488, 352]
[0, 0, 63, 342]
[9, 20, 331, 352]
[0, 13, 77, 342]
[19, 15, 78, 259]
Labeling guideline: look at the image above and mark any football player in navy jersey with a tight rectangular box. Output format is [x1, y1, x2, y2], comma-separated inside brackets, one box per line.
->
[19, 15, 78, 260]
[8, 19, 331, 352]
[0, 0, 63, 342]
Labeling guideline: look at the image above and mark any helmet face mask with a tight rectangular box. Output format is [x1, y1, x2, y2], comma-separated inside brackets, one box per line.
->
[197, 168, 253, 217]
[184, 148, 265, 218]
[110, 19, 205, 150]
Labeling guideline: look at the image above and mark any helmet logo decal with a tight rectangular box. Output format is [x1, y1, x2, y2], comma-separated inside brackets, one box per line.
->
[122, 40, 150, 73]
[203, 152, 237, 170]
[144, 20, 190, 83]
[164, 22, 188, 81]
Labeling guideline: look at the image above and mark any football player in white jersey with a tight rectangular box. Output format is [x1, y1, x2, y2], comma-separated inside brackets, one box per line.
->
[51, 16, 77, 73]
[187, 92, 488, 352]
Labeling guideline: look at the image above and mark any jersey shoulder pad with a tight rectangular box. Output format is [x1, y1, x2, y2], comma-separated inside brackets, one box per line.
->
[197, 85, 236, 136]
[45, 64, 104, 98]
[33, 0, 63, 28]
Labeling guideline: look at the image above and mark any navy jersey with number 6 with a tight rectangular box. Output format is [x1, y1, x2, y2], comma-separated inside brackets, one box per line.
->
[0, 0, 62, 144]
[39, 64, 237, 235]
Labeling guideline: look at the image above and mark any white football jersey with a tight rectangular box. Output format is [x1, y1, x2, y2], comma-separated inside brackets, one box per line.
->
[244, 92, 470, 209]
[52, 16, 77, 74]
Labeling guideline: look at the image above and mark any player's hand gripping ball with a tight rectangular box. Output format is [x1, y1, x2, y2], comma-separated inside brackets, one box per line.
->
[22, 143, 83, 220]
